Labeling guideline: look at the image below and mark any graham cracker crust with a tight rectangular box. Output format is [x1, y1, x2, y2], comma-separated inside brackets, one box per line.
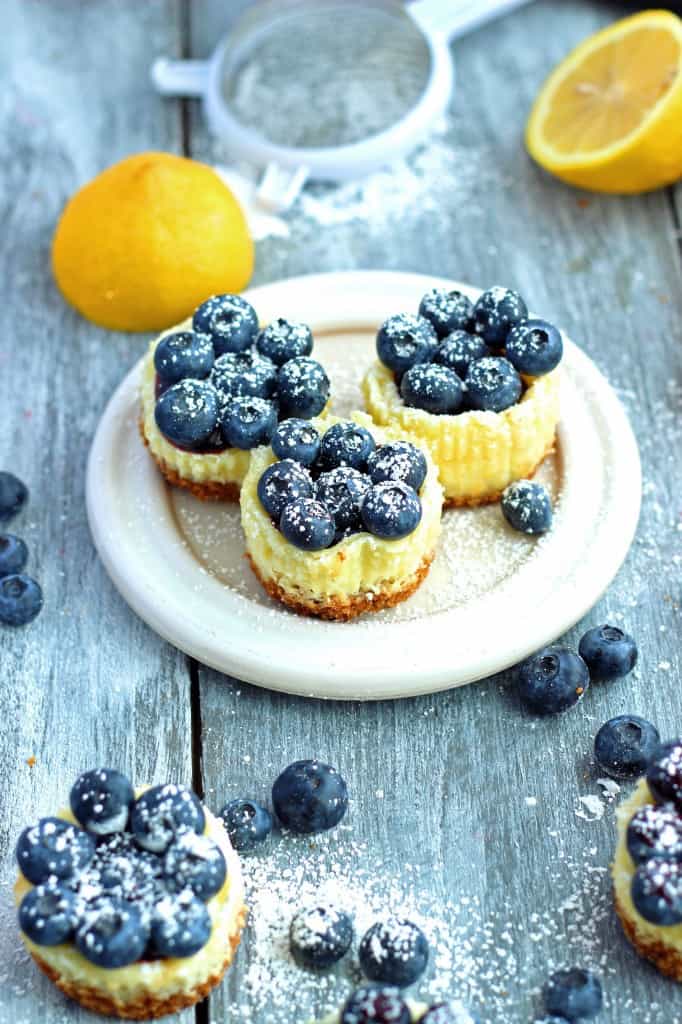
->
[614, 890, 682, 981]
[139, 421, 240, 503]
[31, 904, 247, 1020]
[443, 435, 557, 509]
[247, 552, 434, 621]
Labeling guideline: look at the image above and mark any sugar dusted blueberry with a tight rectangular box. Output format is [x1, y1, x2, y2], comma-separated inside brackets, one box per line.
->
[163, 831, 227, 901]
[578, 624, 638, 680]
[0, 573, 42, 626]
[290, 905, 353, 968]
[151, 891, 212, 957]
[221, 396, 278, 450]
[543, 968, 602, 1021]
[0, 535, 28, 577]
[193, 294, 258, 355]
[400, 363, 463, 415]
[465, 356, 522, 413]
[154, 331, 214, 386]
[376, 314, 437, 375]
[75, 896, 150, 968]
[359, 917, 429, 987]
[367, 442, 427, 492]
[257, 317, 313, 365]
[316, 467, 371, 533]
[0, 472, 28, 523]
[627, 804, 682, 864]
[272, 759, 348, 834]
[18, 882, 78, 945]
[341, 986, 410, 1024]
[361, 480, 422, 540]
[154, 379, 220, 449]
[16, 817, 95, 884]
[419, 288, 474, 338]
[506, 318, 563, 376]
[472, 286, 528, 347]
[210, 350, 277, 402]
[277, 357, 330, 419]
[219, 798, 273, 852]
[70, 768, 135, 835]
[517, 647, 590, 715]
[418, 1003, 479, 1024]
[501, 480, 552, 535]
[317, 422, 376, 473]
[130, 784, 205, 853]
[279, 498, 335, 551]
[258, 460, 313, 521]
[432, 330, 488, 377]
[631, 858, 682, 926]
[647, 742, 682, 809]
[594, 715, 659, 779]
[271, 419, 320, 466]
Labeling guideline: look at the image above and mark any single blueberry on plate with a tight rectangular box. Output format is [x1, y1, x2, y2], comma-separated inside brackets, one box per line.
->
[359, 918, 429, 987]
[543, 967, 602, 1021]
[289, 905, 353, 968]
[376, 313, 437, 375]
[257, 317, 314, 365]
[647, 741, 682, 809]
[465, 356, 522, 412]
[431, 330, 489, 377]
[258, 460, 313, 521]
[627, 804, 682, 864]
[0, 534, 28, 577]
[155, 379, 220, 450]
[361, 480, 422, 540]
[501, 480, 552, 535]
[272, 759, 348, 833]
[517, 647, 590, 715]
[210, 350, 278, 401]
[578, 624, 638, 680]
[341, 986, 411, 1024]
[367, 442, 427, 492]
[631, 858, 682, 926]
[317, 422, 376, 473]
[70, 768, 135, 835]
[222, 396, 278, 449]
[279, 498, 335, 551]
[154, 331, 214, 386]
[0, 472, 28, 523]
[75, 897, 150, 968]
[151, 891, 212, 957]
[417, 1003, 479, 1024]
[594, 715, 660, 779]
[219, 798, 273, 852]
[163, 831, 227, 901]
[277, 357, 330, 419]
[18, 882, 78, 945]
[505, 318, 563, 376]
[418, 288, 474, 337]
[0, 574, 43, 626]
[472, 286, 528, 347]
[400, 363, 463, 415]
[16, 817, 95, 884]
[316, 467, 371, 532]
[193, 294, 259, 355]
[130, 784, 205, 853]
[271, 419, 320, 466]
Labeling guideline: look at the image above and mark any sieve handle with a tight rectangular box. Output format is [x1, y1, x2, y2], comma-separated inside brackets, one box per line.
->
[151, 58, 209, 97]
[410, 0, 533, 40]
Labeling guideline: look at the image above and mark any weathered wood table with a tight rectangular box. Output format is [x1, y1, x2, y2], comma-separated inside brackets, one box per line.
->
[1, 2, 681, 1022]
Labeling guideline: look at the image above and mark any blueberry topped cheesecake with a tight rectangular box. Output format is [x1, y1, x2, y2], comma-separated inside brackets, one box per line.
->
[14, 769, 245, 1019]
[140, 293, 330, 501]
[240, 415, 443, 620]
[362, 286, 562, 507]
[317, 988, 478, 1024]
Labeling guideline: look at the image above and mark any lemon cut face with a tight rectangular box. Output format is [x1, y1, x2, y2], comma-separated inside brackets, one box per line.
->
[526, 10, 682, 194]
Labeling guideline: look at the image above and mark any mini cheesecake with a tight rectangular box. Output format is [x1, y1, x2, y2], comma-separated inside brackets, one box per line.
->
[15, 770, 246, 1020]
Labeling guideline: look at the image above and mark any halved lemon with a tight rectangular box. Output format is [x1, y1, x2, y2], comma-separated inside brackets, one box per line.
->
[526, 9, 682, 194]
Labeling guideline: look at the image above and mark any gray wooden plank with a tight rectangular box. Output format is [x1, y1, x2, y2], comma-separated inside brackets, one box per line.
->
[0, 3, 195, 1022]
[188, 1, 682, 1022]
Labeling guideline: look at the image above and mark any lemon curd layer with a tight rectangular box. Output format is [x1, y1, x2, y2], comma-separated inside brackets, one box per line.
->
[362, 361, 560, 506]
[14, 799, 245, 1004]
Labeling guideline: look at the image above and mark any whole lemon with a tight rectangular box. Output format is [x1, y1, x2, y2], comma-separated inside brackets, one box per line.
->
[52, 152, 254, 332]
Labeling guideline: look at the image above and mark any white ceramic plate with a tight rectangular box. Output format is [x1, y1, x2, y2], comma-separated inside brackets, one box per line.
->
[86, 271, 641, 700]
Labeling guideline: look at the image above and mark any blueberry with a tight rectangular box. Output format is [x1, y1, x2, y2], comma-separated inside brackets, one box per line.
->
[290, 905, 353, 968]
[70, 769, 135, 835]
[578, 624, 638, 680]
[341, 986, 411, 1024]
[272, 759, 348, 834]
[400, 363, 463, 415]
[193, 294, 259, 355]
[376, 314, 437, 375]
[543, 968, 602, 1021]
[472, 286, 528, 347]
[647, 742, 682, 809]
[16, 817, 95, 884]
[154, 331, 214, 386]
[271, 419, 321, 466]
[361, 480, 422, 540]
[222, 396, 278, 450]
[505, 318, 563, 376]
[163, 831, 227, 901]
[316, 467, 371, 533]
[594, 715, 660, 779]
[257, 317, 314, 365]
[279, 498, 335, 551]
[359, 918, 429, 987]
[0, 573, 42, 626]
[501, 480, 553, 535]
[18, 882, 78, 945]
[154, 379, 220, 450]
[276, 357, 330, 419]
[0, 534, 28, 577]
[418, 288, 474, 338]
[0, 472, 28, 522]
[211, 350, 278, 402]
[631, 858, 682, 925]
[75, 896, 150, 968]
[517, 647, 590, 715]
[258, 460, 313, 521]
[367, 442, 427, 492]
[627, 804, 682, 863]
[130, 784, 205, 853]
[431, 330, 489, 377]
[465, 356, 522, 413]
[219, 798, 273, 852]
[317, 422, 376, 473]
[417, 1004, 479, 1024]
[150, 891, 212, 957]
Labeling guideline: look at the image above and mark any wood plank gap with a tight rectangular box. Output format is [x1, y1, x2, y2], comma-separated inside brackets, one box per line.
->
[180, 0, 192, 156]
[666, 185, 682, 278]
[189, 656, 205, 800]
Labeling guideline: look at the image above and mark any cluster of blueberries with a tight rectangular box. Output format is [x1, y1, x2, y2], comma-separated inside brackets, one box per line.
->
[257, 419, 427, 550]
[153, 294, 330, 452]
[377, 286, 562, 416]
[0, 471, 42, 627]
